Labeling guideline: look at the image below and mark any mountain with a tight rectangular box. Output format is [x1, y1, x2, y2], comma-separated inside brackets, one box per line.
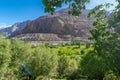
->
[0, 20, 30, 37]
[0, 26, 12, 37]
[0, 9, 95, 41]
[10, 9, 94, 41]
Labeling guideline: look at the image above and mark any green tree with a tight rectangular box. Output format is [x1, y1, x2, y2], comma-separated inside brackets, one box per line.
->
[0, 36, 11, 79]
[26, 46, 58, 79]
[80, 3, 117, 80]
[57, 55, 79, 79]
[42, 0, 90, 16]
[9, 39, 32, 78]
[80, 50, 113, 79]
[106, 1, 120, 75]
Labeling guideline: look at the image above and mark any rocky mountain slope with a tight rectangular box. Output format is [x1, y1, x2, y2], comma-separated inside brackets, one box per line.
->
[0, 8, 95, 41]
[11, 9, 94, 41]
[0, 20, 30, 37]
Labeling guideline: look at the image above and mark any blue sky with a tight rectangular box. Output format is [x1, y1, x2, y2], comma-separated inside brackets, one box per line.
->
[0, 0, 118, 28]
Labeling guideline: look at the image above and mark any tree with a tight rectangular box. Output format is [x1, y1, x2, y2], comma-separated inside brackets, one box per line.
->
[80, 3, 118, 80]
[57, 55, 79, 79]
[42, 0, 90, 16]
[0, 36, 11, 79]
[106, 1, 120, 75]
[9, 39, 32, 78]
[80, 50, 114, 80]
[26, 46, 58, 79]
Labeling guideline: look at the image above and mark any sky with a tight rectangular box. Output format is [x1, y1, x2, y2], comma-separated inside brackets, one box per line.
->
[0, 0, 118, 28]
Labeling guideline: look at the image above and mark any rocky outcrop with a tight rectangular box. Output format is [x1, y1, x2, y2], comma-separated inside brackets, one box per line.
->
[0, 20, 30, 37]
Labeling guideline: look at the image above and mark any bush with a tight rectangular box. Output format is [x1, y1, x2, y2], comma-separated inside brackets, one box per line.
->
[0, 36, 11, 79]
[57, 55, 78, 79]
[103, 71, 118, 80]
[26, 46, 58, 79]
[9, 39, 32, 79]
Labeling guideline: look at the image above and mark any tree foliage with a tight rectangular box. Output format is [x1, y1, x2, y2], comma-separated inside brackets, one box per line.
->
[80, 1, 120, 79]
[10, 39, 31, 69]
[26, 46, 58, 79]
[57, 55, 79, 79]
[0, 36, 11, 79]
[8, 39, 32, 79]
[42, 0, 90, 16]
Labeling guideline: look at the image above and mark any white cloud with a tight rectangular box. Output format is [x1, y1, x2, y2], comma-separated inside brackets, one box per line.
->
[0, 23, 11, 28]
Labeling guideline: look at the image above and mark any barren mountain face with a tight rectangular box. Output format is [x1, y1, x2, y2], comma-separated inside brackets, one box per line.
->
[9, 9, 95, 41]
[0, 20, 30, 37]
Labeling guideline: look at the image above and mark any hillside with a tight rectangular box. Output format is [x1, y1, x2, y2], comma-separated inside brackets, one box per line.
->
[0, 20, 30, 37]
[9, 9, 94, 41]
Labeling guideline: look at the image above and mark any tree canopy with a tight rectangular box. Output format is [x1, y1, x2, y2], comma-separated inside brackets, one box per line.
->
[42, 0, 119, 16]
